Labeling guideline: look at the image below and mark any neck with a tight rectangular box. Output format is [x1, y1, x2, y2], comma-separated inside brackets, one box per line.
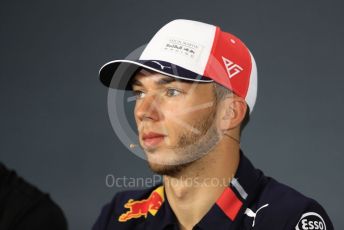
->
[163, 138, 240, 230]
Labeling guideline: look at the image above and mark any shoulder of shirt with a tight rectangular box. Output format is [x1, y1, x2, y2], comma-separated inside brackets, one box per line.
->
[249, 175, 334, 229]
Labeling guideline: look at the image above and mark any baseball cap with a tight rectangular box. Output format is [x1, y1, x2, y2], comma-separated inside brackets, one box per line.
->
[99, 19, 258, 113]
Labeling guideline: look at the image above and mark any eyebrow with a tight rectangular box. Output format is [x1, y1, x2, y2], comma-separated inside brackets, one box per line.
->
[131, 76, 177, 87]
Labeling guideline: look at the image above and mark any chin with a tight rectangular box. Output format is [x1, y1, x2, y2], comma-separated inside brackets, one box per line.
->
[147, 160, 191, 176]
[144, 148, 175, 164]
[145, 151, 195, 176]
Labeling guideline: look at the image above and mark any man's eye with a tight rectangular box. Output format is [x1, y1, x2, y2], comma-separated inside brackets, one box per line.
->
[166, 88, 183, 97]
[133, 90, 145, 99]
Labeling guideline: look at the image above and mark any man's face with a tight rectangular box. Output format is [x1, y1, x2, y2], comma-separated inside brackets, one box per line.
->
[132, 69, 221, 176]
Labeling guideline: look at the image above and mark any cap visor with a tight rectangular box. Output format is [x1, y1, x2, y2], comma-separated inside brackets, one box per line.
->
[99, 59, 213, 90]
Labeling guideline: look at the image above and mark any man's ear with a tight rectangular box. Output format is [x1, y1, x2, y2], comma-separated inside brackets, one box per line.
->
[218, 95, 247, 131]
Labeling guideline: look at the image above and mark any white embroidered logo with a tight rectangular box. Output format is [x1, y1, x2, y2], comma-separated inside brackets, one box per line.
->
[163, 37, 203, 59]
[151, 61, 171, 70]
[244, 204, 269, 227]
[221, 56, 243, 79]
[295, 212, 326, 230]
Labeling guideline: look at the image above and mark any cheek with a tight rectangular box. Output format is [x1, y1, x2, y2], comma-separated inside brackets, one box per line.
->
[162, 104, 189, 138]
[133, 105, 139, 122]
[163, 101, 194, 123]
[164, 103, 201, 136]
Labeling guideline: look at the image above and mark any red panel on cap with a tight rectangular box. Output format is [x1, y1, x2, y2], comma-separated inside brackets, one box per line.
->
[216, 187, 243, 221]
[203, 27, 252, 99]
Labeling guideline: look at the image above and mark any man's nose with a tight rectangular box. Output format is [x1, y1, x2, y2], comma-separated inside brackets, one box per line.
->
[135, 95, 162, 121]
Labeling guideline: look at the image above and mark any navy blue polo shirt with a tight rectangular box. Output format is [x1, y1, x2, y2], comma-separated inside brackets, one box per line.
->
[93, 152, 334, 230]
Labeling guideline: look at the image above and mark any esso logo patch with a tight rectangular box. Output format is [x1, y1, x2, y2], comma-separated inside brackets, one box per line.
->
[295, 212, 326, 230]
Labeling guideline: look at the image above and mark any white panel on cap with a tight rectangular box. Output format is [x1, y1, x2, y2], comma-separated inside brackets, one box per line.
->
[245, 52, 258, 113]
[139, 19, 216, 75]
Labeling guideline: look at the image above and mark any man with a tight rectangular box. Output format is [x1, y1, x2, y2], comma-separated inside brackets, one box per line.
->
[93, 19, 333, 230]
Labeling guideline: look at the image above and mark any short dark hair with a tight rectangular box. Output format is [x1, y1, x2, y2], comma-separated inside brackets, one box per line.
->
[212, 82, 250, 134]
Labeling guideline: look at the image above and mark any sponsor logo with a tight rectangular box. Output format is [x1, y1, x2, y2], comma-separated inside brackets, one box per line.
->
[163, 37, 203, 59]
[295, 212, 326, 230]
[222, 56, 243, 79]
[244, 204, 269, 227]
[151, 61, 171, 70]
[118, 186, 164, 222]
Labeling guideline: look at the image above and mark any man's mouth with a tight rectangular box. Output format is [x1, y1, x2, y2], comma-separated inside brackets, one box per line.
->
[142, 132, 166, 148]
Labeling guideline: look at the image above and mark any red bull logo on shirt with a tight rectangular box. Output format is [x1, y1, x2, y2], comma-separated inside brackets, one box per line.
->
[118, 186, 164, 222]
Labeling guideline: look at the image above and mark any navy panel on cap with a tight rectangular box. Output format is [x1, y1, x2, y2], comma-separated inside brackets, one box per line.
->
[99, 59, 213, 90]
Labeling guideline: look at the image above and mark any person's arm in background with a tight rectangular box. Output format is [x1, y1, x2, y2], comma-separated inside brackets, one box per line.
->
[0, 163, 68, 230]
